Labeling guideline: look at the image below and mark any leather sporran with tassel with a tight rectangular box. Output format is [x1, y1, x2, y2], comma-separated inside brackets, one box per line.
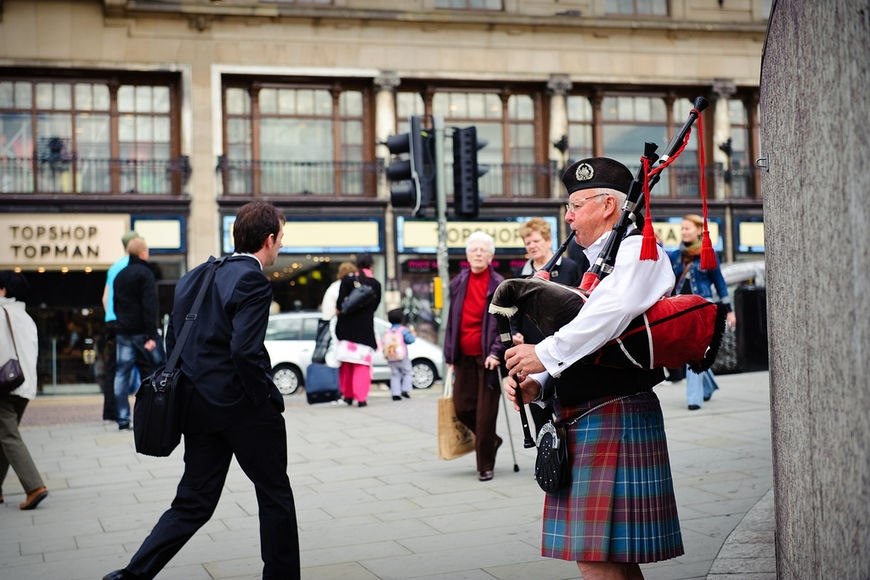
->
[534, 421, 570, 493]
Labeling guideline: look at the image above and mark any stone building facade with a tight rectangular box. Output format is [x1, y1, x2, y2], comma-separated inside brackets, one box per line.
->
[0, 0, 768, 388]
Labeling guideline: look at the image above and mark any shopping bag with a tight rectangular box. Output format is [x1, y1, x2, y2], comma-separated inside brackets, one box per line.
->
[437, 367, 475, 460]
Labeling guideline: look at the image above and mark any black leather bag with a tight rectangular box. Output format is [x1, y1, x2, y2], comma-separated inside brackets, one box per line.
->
[311, 318, 332, 365]
[0, 358, 24, 395]
[133, 256, 224, 457]
[134, 367, 183, 457]
[0, 308, 25, 395]
[534, 421, 571, 494]
[340, 280, 375, 316]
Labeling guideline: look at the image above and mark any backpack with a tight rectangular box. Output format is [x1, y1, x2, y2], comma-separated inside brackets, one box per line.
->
[382, 327, 408, 362]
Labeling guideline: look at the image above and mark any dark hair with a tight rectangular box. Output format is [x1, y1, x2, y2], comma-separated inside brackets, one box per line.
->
[356, 253, 373, 270]
[233, 202, 285, 254]
[387, 308, 404, 325]
[0, 270, 31, 301]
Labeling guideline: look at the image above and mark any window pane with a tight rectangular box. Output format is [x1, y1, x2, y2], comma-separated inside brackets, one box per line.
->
[227, 118, 250, 144]
[467, 94, 485, 118]
[93, 84, 109, 111]
[259, 88, 277, 114]
[75, 84, 93, 110]
[260, 118, 331, 161]
[136, 116, 153, 141]
[339, 91, 362, 116]
[153, 86, 170, 113]
[568, 124, 593, 159]
[278, 89, 295, 114]
[54, 84, 71, 109]
[296, 90, 315, 115]
[509, 95, 533, 120]
[226, 88, 250, 115]
[567, 96, 592, 121]
[118, 86, 134, 112]
[396, 92, 424, 118]
[153, 117, 170, 142]
[119, 115, 135, 141]
[135, 86, 152, 113]
[728, 100, 747, 124]
[0, 82, 12, 108]
[36, 83, 53, 109]
[0, 113, 33, 156]
[14, 82, 31, 109]
[341, 120, 363, 146]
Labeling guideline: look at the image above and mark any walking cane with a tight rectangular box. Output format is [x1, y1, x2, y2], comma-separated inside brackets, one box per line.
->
[497, 365, 520, 472]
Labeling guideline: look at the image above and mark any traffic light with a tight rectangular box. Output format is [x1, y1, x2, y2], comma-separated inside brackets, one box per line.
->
[386, 115, 435, 217]
[452, 126, 488, 219]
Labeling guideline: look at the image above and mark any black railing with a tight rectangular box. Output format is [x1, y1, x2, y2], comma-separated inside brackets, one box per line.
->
[219, 159, 381, 197]
[0, 156, 190, 195]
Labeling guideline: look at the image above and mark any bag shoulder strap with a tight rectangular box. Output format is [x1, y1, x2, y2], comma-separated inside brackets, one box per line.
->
[165, 256, 226, 372]
[2, 307, 19, 358]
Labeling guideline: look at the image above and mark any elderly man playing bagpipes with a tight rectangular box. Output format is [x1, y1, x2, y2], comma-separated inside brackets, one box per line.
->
[500, 99, 724, 579]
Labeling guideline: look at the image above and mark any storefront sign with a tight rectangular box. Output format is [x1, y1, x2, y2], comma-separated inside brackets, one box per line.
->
[131, 217, 185, 252]
[397, 217, 559, 253]
[653, 218, 722, 252]
[222, 216, 383, 254]
[0, 214, 130, 269]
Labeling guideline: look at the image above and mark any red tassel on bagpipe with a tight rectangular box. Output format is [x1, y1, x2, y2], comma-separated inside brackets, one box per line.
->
[639, 156, 658, 261]
[693, 107, 717, 271]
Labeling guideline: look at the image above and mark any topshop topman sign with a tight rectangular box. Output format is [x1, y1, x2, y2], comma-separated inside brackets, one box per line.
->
[0, 214, 129, 269]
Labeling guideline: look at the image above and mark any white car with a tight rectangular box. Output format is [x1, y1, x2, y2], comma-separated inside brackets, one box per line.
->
[264, 311, 444, 396]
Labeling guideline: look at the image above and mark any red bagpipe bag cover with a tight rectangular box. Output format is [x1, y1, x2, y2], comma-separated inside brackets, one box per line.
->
[489, 277, 726, 372]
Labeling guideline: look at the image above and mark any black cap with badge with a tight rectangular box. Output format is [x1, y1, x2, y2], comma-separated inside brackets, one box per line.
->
[561, 157, 633, 195]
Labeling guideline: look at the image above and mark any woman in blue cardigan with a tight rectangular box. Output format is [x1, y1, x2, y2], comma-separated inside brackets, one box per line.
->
[668, 214, 737, 410]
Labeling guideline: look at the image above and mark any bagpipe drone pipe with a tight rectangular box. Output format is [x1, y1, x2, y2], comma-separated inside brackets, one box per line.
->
[491, 96, 726, 386]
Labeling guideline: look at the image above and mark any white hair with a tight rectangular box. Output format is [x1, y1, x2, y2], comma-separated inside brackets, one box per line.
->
[466, 231, 495, 254]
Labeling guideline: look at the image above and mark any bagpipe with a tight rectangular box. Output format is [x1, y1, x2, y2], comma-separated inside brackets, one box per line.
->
[491, 97, 726, 448]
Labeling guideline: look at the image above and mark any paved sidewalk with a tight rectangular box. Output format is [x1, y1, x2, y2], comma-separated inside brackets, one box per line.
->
[1, 372, 774, 579]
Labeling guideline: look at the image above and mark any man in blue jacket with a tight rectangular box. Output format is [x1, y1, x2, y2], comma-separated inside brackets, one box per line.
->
[103, 201, 300, 580]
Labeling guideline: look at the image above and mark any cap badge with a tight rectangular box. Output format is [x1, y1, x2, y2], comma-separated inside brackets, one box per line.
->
[575, 162, 594, 182]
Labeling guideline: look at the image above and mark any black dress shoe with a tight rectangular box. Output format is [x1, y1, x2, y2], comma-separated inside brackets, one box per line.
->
[401, 392, 410, 399]
[103, 569, 140, 580]
[392, 395, 402, 401]
[688, 404, 701, 411]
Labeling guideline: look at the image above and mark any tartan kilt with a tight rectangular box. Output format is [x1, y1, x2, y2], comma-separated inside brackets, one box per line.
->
[542, 391, 684, 563]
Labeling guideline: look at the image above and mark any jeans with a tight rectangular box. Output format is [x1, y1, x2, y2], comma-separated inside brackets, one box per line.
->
[114, 333, 163, 426]
[686, 368, 719, 408]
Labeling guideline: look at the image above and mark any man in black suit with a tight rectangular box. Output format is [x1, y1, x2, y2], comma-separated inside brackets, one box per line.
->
[104, 201, 300, 580]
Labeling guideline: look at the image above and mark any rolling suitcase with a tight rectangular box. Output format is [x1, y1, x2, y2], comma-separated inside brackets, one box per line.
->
[305, 363, 340, 404]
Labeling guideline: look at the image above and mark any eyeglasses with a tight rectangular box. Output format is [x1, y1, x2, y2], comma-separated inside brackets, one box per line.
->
[565, 193, 607, 213]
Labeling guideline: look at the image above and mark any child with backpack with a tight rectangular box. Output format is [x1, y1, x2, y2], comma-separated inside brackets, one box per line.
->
[382, 308, 416, 401]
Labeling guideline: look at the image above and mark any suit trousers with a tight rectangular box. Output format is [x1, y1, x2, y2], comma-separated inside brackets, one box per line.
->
[452, 354, 501, 473]
[126, 395, 300, 580]
[0, 394, 45, 495]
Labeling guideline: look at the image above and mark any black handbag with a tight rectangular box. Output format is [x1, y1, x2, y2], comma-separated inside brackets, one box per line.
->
[134, 256, 224, 457]
[311, 318, 332, 364]
[339, 279, 376, 316]
[534, 421, 571, 494]
[0, 308, 25, 395]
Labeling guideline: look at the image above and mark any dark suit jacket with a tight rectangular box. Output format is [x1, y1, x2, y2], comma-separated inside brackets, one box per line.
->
[166, 255, 283, 430]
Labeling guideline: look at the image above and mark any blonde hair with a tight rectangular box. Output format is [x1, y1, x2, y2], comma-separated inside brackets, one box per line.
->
[336, 261, 358, 279]
[518, 217, 552, 242]
[682, 214, 705, 229]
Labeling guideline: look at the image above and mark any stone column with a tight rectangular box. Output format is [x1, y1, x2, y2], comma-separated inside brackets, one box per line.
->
[374, 71, 401, 290]
[712, 78, 737, 200]
[547, 74, 572, 199]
